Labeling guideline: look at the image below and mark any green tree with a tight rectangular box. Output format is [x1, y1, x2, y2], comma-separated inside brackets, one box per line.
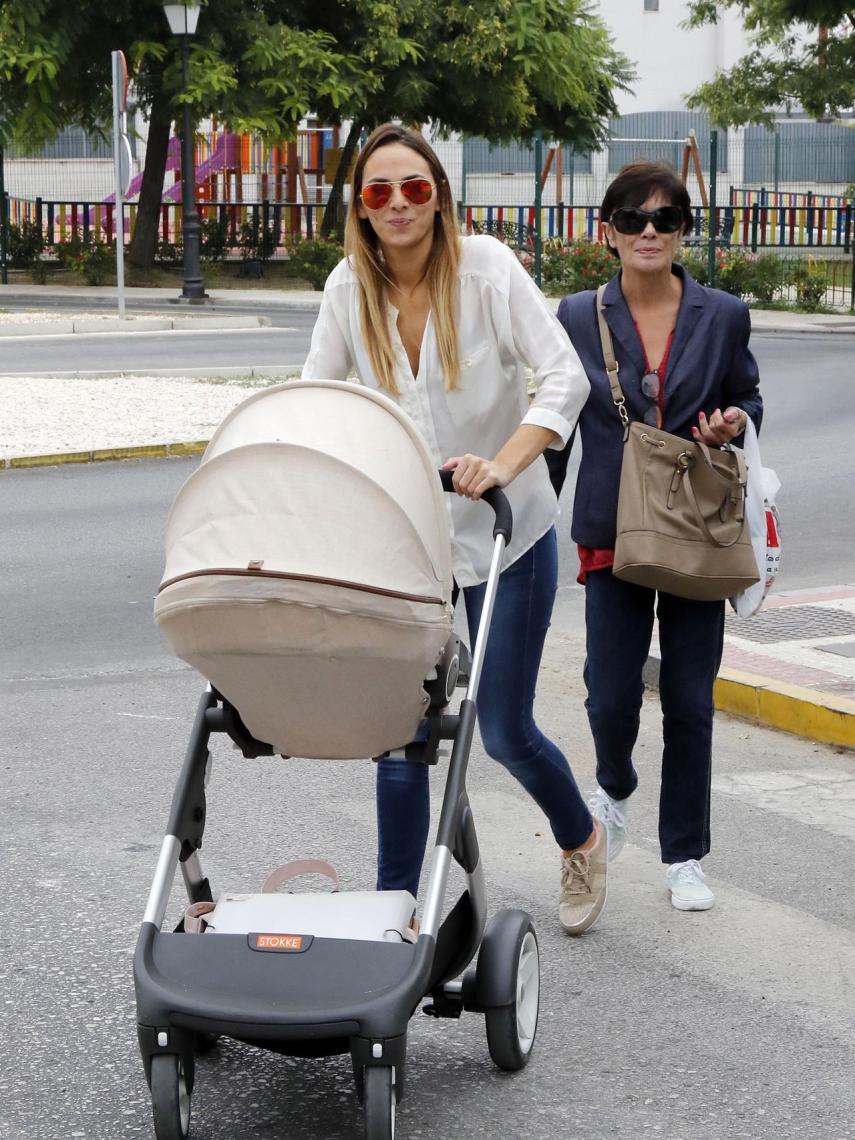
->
[0, 0, 412, 266]
[318, 0, 634, 233]
[685, 2, 855, 124]
[0, 0, 631, 262]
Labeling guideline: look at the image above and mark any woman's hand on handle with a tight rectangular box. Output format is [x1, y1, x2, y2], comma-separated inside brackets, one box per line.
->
[692, 406, 748, 447]
[442, 455, 513, 501]
[444, 424, 560, 500]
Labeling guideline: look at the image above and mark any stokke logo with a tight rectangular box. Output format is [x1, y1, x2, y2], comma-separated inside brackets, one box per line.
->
[255, 933, 303, 951]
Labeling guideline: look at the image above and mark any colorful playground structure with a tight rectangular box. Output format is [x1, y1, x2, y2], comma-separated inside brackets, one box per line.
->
[463, 186, 855, 253]
[7, 125, 340, 249]
[5, 126, 854, 256]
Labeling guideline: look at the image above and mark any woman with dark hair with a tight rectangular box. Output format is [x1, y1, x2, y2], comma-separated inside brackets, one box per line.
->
[556, 162, 762, 912]
[303, 123, 608, 934]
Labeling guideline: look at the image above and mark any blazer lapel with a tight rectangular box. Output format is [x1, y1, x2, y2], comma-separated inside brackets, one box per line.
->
[600, 273, 646, 377]
[663, 267, 705, 398]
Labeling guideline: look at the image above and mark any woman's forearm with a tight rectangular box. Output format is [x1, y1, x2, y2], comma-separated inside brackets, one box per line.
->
[493, 424, 560, 482]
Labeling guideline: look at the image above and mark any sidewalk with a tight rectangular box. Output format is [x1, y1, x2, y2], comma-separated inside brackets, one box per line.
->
[3, 282, 855, 333]
[645, 586, 855, 749]
[1, 282, 853, 751]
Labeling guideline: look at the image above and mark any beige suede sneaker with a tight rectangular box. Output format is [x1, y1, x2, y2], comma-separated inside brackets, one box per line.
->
[559, 820, 609, 936]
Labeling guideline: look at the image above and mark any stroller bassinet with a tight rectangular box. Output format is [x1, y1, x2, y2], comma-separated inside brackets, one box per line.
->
[154, 380, 455, 759]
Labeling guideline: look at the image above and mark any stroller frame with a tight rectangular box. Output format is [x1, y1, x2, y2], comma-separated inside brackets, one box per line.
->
[134, 479, 540, 1139]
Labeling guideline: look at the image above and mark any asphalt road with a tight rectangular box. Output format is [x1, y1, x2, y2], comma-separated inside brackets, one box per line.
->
[3, 319, 854, 590]
[2, 455, 855, 1140]
[2, 323, 855, 1139]
[0, 325, 315, 373]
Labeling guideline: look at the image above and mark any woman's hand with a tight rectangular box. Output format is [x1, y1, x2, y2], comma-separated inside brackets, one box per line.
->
[442, 454, 513, 501]
[692, 406, 748, 447]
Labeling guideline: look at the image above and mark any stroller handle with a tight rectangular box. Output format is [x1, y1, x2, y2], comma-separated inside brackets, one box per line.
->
[438, 468, 513, 543]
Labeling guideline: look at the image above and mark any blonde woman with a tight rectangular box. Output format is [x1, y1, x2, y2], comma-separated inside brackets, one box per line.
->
[303, 123, 604, 934]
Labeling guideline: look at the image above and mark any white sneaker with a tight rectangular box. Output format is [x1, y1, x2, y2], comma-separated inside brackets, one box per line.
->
[587, 787, 629, 863]
[666, 860, 715, 911]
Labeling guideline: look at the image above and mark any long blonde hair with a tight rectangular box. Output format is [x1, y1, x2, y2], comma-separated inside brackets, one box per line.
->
[344, 123, 461, 393]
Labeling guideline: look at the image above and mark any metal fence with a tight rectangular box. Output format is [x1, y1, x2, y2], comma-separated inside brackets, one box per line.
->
[4, 197, 326, 247]
[447, 121, 855, 308]
[2, 118, 854, 307]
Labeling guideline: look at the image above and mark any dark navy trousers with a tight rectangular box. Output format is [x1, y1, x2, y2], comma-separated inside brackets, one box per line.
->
[583, 568, 725, 864]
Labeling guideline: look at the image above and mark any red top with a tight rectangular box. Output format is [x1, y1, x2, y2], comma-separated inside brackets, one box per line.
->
[577, 325, 675, 584]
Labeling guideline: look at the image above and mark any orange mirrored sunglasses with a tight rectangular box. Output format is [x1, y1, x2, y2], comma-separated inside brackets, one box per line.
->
[360, 176, 436, 211]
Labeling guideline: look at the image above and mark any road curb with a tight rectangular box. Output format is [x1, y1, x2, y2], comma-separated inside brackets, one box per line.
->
[644, 652, 855, 749]
[1, 440, 209, 469]
[0, 314, 272, 339]
[0, 365, 301, 380]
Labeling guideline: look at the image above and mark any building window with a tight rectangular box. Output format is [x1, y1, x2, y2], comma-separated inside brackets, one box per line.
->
[644, 0, 659, 10]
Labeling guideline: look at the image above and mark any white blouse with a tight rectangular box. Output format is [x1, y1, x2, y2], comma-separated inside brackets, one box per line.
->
[302, 233, 590, 586]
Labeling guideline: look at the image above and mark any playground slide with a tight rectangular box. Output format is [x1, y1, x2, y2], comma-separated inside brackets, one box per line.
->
[99, 132, 241, 207]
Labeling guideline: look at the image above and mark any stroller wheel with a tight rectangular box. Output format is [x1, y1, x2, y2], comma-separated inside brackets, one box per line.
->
[150, 1054, 192, 1140]
[482, 913, 540, 1071]
[363, 1065, 396, 1139]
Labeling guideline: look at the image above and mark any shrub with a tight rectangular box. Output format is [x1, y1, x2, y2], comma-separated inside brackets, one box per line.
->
[29, 258, 49, 284]
[284, 236, 343, 290]
[239, 218, 277, 265]
[538, 237, 615, 295]
[714, 247, 755, 299]
[791, 261, 826, 312]
[56, 235, 85, 270]
[199, 214, 230, 263]
[680, 247, 784, 302]
[155, 239, 182, 266]
[677, 247, 709, 285]
[746, 253, 785, 303]
[6, 220, 44, 268]
[68, 240, 112, 285]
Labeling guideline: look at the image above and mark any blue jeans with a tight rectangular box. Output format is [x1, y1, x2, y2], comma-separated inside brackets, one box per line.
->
[376, 528, 592, 895]
[583, 569, 725, 864]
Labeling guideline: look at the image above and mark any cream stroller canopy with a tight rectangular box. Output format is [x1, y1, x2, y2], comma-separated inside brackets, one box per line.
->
[155, 380, 455, 759]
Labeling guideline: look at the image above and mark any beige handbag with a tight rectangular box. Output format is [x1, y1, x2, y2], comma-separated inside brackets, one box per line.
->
[596, 286, 760, 601]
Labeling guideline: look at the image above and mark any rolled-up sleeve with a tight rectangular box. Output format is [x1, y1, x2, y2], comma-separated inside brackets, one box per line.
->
[301, 281, 352, 382]
[503, 250, 590, 447]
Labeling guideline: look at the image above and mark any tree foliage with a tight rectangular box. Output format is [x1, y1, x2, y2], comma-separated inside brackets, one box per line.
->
[0, 0, 632, 264]
[685, 1, 855, 125]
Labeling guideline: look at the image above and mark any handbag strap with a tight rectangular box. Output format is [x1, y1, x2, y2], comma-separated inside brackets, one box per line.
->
[596, 284, 629, 436]
[682, 445, 749, 548]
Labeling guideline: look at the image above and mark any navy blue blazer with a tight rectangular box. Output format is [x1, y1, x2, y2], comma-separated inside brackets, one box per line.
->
[556, 265, 763, 549]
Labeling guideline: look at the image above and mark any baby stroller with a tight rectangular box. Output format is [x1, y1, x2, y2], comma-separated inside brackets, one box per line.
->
[134, 380, 541, 1139]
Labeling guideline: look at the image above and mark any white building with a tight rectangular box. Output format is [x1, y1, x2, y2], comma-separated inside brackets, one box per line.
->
[596, 0, 751, 115]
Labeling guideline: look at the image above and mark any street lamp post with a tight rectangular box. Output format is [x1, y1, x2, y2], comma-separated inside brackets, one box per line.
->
[163, 2, 207, 302]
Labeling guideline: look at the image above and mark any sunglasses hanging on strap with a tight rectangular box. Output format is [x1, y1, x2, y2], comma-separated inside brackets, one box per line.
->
[595, 284, 759, 601]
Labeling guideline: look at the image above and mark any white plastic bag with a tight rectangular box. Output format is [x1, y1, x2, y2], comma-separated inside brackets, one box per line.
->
[730, 418, 781, 618]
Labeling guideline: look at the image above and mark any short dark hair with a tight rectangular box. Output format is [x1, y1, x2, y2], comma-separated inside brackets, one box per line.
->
[600, 162, 693, 256]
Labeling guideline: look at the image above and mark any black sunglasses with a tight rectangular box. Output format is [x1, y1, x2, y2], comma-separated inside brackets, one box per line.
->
[609, 206, 685, 235]
[641, 370, 663, 429]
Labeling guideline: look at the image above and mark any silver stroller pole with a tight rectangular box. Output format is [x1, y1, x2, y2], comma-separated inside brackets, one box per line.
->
[463, 533, 507, 705]
[421, 476, 512, 942]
